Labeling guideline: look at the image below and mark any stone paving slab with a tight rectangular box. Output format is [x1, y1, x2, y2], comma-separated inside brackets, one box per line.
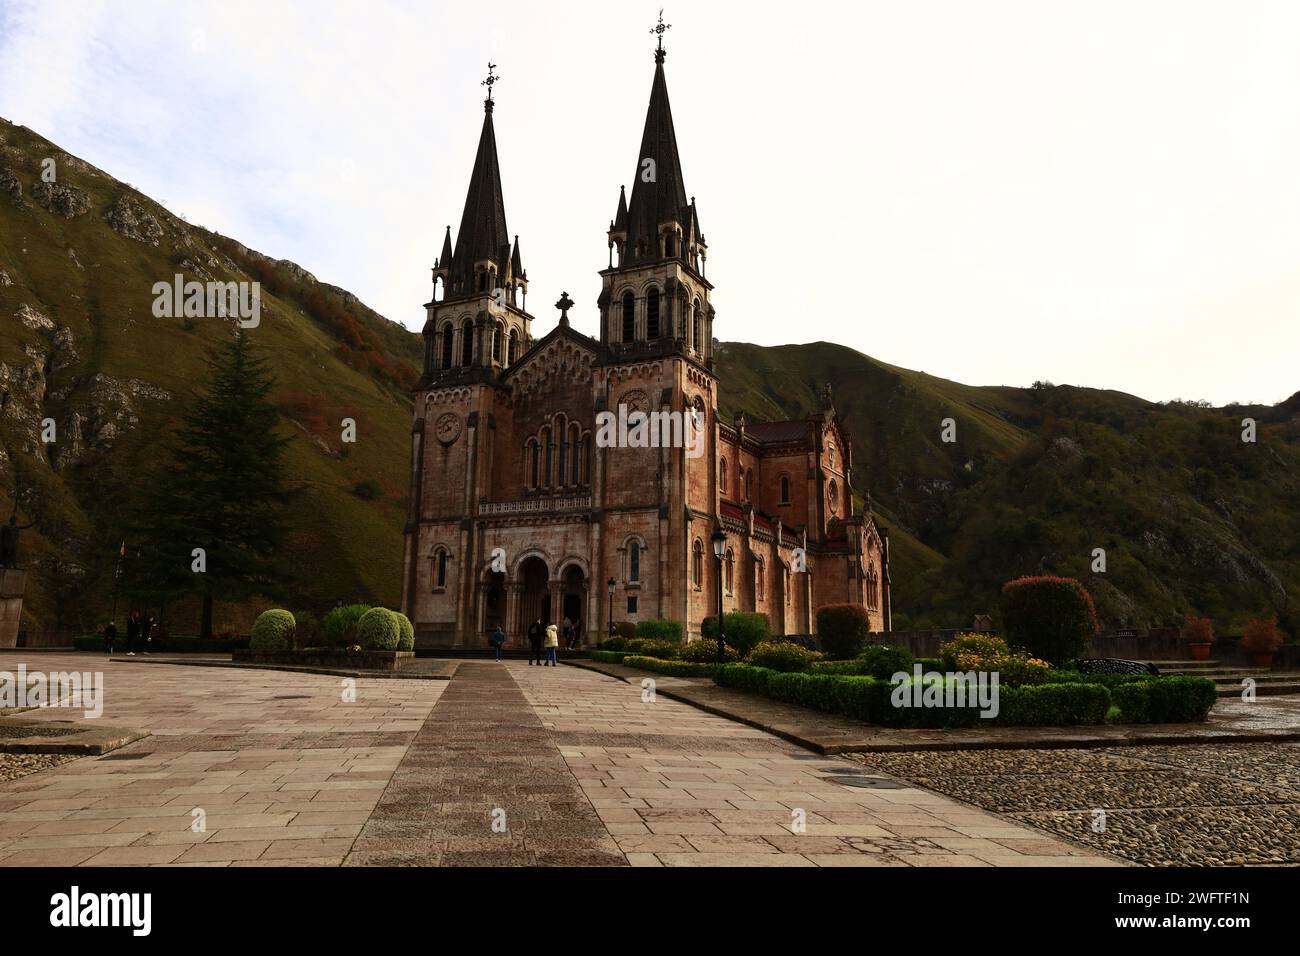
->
[569, 660, 1300, 753]
[0, 718, 148, 755]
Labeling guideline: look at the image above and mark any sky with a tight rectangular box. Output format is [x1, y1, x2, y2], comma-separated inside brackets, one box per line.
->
[1, 0, 1296, 406]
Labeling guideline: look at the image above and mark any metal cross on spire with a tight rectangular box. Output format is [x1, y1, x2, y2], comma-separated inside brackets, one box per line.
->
[650, 9, 671, 61]
[482, 62, 499, 104]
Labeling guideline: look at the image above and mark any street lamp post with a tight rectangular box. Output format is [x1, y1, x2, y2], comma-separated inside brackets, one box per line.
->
[711, 526, 727, 665]
[607, 576, 616, 645]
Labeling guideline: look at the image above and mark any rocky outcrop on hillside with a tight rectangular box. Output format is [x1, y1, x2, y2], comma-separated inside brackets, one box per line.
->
[1, 167, 22, 205]
[30, 180, 90, 218]
[104, 194, 163, 245]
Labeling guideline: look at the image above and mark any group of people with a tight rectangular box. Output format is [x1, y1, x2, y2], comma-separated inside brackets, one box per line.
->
[486, 615, 584, 665]
[101, 609, 156, 655]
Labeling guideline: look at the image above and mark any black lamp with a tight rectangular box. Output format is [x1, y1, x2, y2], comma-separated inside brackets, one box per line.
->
[711, 526, 727, 664]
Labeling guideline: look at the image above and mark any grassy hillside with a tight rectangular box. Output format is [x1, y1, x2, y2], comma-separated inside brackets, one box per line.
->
[0, 117, 416, 634]
[716, 342, 1300, 635]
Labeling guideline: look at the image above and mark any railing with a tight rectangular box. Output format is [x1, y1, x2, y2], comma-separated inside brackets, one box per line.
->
[479, 494, 592, 517]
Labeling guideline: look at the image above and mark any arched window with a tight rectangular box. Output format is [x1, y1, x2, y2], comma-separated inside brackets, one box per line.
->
[583, 431, 592, 483]
[621, 292, 636, 342]
[755, 557, 764, 601]
[492, 324, 502, 363]
[542, 427, 553, 486]
[720, 458, 728, 493]
[508, 329, 518, 365]
[725, 548, 734, 595]
[665, 233, 675, 258]
[647, 288, 660, 339]
[569, 424, 581, 485]
[461, 320, 473, 365]
[780, 475, 790, 505]
[692, 298, 703, 353]
[784, 564, 791, 605]
[629, 541, 641, 583]
[692, 539, 703, 589]
[744, 469, 754, 501]
[557, 418, 568, 486]
[440, 322, 455, 368]
[828, 479, 840, 515]
[527, 439, 539, 489]
[431, 548, 449, 590]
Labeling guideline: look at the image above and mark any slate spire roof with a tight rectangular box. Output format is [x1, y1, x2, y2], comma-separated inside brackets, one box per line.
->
[448, 99, 516, 287]
[622, 51, 692, 265]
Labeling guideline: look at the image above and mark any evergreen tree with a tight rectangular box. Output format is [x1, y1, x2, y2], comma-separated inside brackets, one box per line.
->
[123, 329, 294, 637]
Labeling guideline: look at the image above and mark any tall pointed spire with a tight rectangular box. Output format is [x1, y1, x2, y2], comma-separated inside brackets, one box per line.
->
[447, 63, 512, 292]
[623, 33, 691, 266]
[437, 225, 453, 269]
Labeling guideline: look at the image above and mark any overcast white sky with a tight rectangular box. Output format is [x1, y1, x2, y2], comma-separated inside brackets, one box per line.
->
[1, 0, 1296, 406]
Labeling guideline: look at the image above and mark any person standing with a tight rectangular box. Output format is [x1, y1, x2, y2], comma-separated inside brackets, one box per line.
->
[103, 619, 117, 655]
[125, 610, 140, 656]
[544, 620, 559, 666]
[490, 624, 506, 661]
[140, 611, 154, 654]
[572, 617, 583, 650]
[527, 617, 543, 666]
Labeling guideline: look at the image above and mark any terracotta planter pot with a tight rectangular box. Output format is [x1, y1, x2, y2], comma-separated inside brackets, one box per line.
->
[1188, 642, 1212, 661]
[1251, 651, 1275, 669]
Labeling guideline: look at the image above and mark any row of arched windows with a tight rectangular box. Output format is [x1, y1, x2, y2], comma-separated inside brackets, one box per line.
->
[613, 288, 708, 352]
[525, 417, 592, 490]
[436, 319, 521, 370]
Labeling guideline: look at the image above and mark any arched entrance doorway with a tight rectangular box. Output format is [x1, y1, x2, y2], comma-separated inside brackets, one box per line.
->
[483, 569, 505, 635]
[518, 556, 550, 630]
[561, 564, 586, 641]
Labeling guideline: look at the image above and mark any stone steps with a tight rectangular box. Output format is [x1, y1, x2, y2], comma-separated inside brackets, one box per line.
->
[1133, 660, 1300, 697]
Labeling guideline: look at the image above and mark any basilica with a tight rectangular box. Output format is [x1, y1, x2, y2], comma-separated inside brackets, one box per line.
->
[400, 40, 892, 647]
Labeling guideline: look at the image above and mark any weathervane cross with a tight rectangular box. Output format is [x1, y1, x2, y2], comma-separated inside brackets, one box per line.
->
[482, 62, 499, 102]
[650, 9, 671, 54]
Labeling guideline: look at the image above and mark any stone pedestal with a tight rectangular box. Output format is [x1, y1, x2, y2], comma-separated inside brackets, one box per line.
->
[0, 569, 27, 649]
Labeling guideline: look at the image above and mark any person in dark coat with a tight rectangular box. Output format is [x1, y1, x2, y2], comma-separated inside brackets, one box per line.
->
[103, 620, 117, 655]
[527, 617, 544, 666]
[140, 612, 154, 653]
[490, 625, 506, 661]
[126, 610, 140, 656]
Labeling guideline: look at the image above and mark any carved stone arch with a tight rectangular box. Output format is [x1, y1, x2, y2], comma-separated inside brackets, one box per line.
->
[555, 555, 590, 581]
[510, 548, 552, 580]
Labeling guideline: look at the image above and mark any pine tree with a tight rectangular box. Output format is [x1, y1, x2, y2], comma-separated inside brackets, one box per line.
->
[123, 329, 294, 637]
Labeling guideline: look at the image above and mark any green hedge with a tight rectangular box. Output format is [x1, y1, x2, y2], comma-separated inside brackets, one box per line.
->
[622, 656, 720, 679]
[1001, 575, 1100, 666]
[624, 638, 679, 659]
[701, 612, 770, 655]
[322, 604, 371, 648]
[680, 638, 743, 664]
[590, 649, 632, 664]
[635, 619, 684, 643]
[748, 640, 823, 672]
[713, 664, 1156, 728]
[1110, 676, 1217, 723]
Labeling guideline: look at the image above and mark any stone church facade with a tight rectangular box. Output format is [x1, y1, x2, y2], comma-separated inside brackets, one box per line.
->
[401, 46, 892, 648]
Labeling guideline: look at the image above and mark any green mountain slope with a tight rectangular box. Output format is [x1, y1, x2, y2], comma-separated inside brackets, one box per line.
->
[0, 117, 416, 634]
[716, 342, 1300, 635]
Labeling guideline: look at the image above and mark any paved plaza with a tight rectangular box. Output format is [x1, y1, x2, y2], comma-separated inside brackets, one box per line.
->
[0, 653, 1148, 866]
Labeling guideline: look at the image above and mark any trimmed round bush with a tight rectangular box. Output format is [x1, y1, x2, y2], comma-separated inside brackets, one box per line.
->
[603, 636, 628, 651]
[250, 609, 296, 652]
[323, 604, 371, 648]
[1001, 576, 1099, 666]
[748, 640, 823, 673]
[681, 638, 743, 664]
[636, 619, 684, 643]
[816, 604, 872, 659]
[701, 612, 771, 655]
[356, 607, 401, 651]
[393, 611, 415, 651]
[857, 644, 915, 680]
[615, 621, 638, 640]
